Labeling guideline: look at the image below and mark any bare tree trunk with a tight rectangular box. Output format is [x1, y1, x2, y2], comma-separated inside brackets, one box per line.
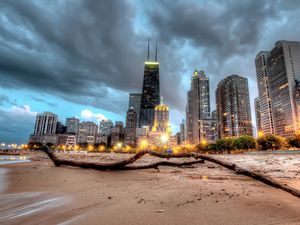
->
[41, 145, 300, 198]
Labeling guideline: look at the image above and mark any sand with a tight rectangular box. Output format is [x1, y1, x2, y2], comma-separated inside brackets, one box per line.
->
[1, 152, 300, 225]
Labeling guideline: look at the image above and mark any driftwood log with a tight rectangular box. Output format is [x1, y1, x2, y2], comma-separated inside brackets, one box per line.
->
[41, 145, 300, 199]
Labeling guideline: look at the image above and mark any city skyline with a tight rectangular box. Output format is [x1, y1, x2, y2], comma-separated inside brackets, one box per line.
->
[1, 1, 300, 144]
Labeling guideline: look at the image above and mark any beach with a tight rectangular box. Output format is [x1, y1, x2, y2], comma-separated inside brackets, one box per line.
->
[1, 152, 300, 225]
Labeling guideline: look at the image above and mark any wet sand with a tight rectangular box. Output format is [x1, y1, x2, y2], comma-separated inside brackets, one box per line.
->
[1, 152, 300, 225]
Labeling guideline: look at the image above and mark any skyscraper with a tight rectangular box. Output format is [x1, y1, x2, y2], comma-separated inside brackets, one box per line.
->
[125, 106, 137, 146]
[139, 41, 160, 129]
[186, 70, 210, 144]
[34, 112, 58, 135]
[255, 51, 274, 135]
[216, 75, 252, 138]
[151, 98, 172, 136]
[254, 97, 262, 135]
[267, 41, 300, 137]
[129, 93, 141, 127]
[66, 117, 79, 134]
[148, 99, 172, 146]
[256, 41, 300, 137]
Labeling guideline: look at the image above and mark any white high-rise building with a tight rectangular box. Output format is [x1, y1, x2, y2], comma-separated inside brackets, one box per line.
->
[34, 112, 58, 135]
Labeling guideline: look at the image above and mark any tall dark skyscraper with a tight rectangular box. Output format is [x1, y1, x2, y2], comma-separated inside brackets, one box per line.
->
[139, 41, 160, 128]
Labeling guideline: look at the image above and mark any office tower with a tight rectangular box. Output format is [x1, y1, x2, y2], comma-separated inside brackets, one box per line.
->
[216, 75, 252, 138]
[77, 122, 98, 144]
[66, 117, 79, 134]
[255, 51, 274, 135]
[99, 119, 113, 135]
[125, 106, 137, 146]
[179, 119, 186, 144]
[266, 41, 300, 137]
[129, 93, 142, 127]
[111, 121, 125, 146]
[254, 97, 262, 135]
[139, 41, 160, 129]
[186, 70, 210, 144]
[151, 98, 172, 136]
[34, 112, 58, 135]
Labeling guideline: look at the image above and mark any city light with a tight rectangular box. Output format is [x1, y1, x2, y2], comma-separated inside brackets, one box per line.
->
[258, 131, 264, 138]
[116, 142, 123, 149]
[140, 139, 148, 149]
[99, 146, 105, 151]
[201, 139, 207, 145]
[88, 145, 94, 151]
[160, 134, 168, 143]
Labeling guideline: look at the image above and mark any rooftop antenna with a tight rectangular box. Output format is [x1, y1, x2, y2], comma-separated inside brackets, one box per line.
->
[147, 38, 150, 61]
[155, 40, 158, 61]
[160, 96, 163, 105]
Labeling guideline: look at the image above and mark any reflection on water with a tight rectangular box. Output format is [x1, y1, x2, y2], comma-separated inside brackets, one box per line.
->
[0, 156, 30, 165]
[0, 192, 69, 223]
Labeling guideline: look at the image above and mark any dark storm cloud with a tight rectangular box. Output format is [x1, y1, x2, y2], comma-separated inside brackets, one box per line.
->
[1, 0, 300, 122]
[0, 106, 36, 144]
[0, 0, 146, 113]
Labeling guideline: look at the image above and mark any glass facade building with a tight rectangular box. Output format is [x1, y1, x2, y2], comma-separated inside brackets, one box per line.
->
[216, 75, 252, 138]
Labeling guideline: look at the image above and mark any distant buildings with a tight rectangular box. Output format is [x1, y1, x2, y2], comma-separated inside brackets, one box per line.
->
[179, 119, 186, 144]
[216, 75, 252, 138]
[34, 112, 58, 135]
[139, 41, 160, 129]
[66, 117, 79, 134]
[99, 119, 113, 135]
[148, 100, 172, 146]
[256, 40, 300, 137]
[77, 122, 98, 144]
[129, 93, 141, 127]
[186, 70, 210, 144]
[125, 106, 137, 146]
[151, 98, 172, 135]
[111, 121, 125, 146]
[56, 121, 67, 134]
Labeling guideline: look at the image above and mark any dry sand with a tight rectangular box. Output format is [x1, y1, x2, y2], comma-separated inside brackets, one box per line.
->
[1, 152, 300, 225]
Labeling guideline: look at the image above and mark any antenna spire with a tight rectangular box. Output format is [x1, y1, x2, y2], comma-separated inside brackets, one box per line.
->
[147, 38, 150, 61]
[155, 40, 158, 61]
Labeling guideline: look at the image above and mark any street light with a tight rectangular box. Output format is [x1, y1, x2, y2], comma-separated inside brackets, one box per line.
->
[258, 131, 264, 138]
[116, 142, 123, 149]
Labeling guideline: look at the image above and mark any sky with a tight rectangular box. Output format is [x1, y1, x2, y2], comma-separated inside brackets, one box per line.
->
[1, 0, 300, 144]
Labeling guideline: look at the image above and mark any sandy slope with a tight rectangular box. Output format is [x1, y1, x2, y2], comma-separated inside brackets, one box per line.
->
[1, 153, 300, 225]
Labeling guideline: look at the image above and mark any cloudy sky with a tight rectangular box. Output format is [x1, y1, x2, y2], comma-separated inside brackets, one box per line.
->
[1, 0, 300, 144]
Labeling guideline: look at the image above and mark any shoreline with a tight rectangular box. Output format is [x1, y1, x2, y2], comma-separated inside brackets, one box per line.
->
[1, 153, 300, 225]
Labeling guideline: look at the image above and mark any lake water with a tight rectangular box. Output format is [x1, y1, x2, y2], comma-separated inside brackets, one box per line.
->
[0, 155, 31, 165]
